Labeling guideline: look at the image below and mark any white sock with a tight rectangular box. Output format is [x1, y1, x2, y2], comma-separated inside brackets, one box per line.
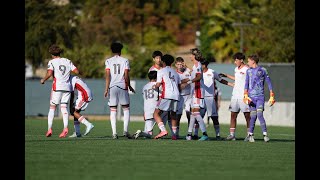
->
[188, 113, 196, 134]
[60, 104, 69, 129]
[157, 122, 166, 132]
[79, 116, 90, 127]
[110, 108, 117, 135]
[47, 105, 56, 130]
[123, 107, 130, 133]
[195, 112, 206, 133]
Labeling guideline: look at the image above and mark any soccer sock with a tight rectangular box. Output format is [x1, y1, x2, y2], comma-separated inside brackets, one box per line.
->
[78, 116, 90, 126]
[176, 126, 180, 136]
[257, 110, 268, 135]
[193, 123, 199, 136]
[157, 122, 166, 132]
[249, 111, 257, 134]
[188, 113, 196, 134]
[60, 104, 69, 129]
[214, 125, 220, 137]
[195, 112, 207, 133]
[123, 107, 130, 133]
[230, 128, 236, 136]
[47, 105, 56, 130]
[74, 120, 81, 135]
[110, 108, 117, 135]
[172, 126, 177, 135]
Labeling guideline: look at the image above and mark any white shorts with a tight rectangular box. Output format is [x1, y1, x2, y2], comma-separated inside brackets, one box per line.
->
[156, 98, 178, 112]
[74, 98, 90, 111]
[144, 118, 155, 132]
[50, 90, 70, 105]
[177, 94, 191, 114]
[191, 97, 204, 109]
[229, 99, 250, 113]
[203, 96, 218, 116]
[108, 86, 130, 106]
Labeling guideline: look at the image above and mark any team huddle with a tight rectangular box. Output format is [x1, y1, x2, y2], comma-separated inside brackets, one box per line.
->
[40, 42, 275, 142]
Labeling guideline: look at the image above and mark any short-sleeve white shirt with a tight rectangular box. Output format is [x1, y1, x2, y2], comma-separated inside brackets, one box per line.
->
[232, 65, 249, 99]
[105, 55, 130, 89]
[202, 68, 221, 97]
[156, 66, 180, 100]
[70, 76, 93, 102]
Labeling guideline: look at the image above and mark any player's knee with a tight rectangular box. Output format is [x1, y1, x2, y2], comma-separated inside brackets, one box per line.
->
[250, 111, 257, 118]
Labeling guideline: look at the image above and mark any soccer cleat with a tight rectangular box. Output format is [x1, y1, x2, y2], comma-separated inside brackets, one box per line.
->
[244, 135, 250, 142]
[112, 134, 118, 139]
[248, 135, 255, 142]
[69, 132, 81, 138]
[264, 135, 270, 142]
[123, 131, 132, 139]
[171, 135, 177, 140]
[198, 135, 209, 141]
[132, 130, 142, 139]
[84, 123, 94, 136]
[59, 128, 68, 138]
[226, 134, 236, 141]
[46, 128, 52, 137]
[154, 130, 168, 139]
[185, 135, 192, 140]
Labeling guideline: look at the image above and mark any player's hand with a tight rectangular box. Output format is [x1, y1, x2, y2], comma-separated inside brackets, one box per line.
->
[268, 92, 275, 106]
[129, 85, 136, 93]
[104, 89, 109, 98]
[219, 73, 226, 77]
[40, 79, 45, 84]
[243, 93, 252, 105]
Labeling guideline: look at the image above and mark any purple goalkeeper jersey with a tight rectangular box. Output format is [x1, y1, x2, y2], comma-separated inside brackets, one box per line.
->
[244, 66, 273, 98]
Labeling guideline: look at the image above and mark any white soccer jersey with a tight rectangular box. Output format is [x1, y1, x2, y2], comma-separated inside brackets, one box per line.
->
[177, 69, 191, 95]
[142, 82, 159, 120]
[232, 65, 249, 99]
[190, 62, 204, 99]
[202, 68, 221, 97]
[70, 76, 93, 102]
[105, 55, 130, 89]
[47, 57, 77, 91]
[156, 66, 180, 100]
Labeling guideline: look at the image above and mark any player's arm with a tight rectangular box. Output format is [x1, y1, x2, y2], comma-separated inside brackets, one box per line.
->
[215, 72, 233, 87]
[243, 71, 251, 104]
[219, 73, 235, 80]
[264, 68, 275, 106]
[104, 69, 111, 97]
[125, 69, 135, 93]
[40, 70, 53, 84]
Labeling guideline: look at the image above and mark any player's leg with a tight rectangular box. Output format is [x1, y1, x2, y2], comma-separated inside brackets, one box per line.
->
[170, 100, 179, 140]
[46, 90, 57, 137]
[119, 88, 131, 137]
[206, 97, 220, 139]
[239, 99, 251, 141]
[59, 92, 70, 138]
[248, 98, 258, 142]
[108, 87, 118, 139]
[193, 98, 208, 141]
[255, 98, 269, 142]
[73, 100, 94, 136]
[226, 99, 240, 140]
[153, 99, 170, 139]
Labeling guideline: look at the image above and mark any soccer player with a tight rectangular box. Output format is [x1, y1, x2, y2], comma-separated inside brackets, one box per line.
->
[219, 52, 251, 141]
[68, 75, 95, 138]
[132, 71, 159, 139]
[200, 59, 233, 140]
[183, 48, 209, 141]
[175, 57, 192, 138]
[40, 44, 79, 138]
[104, 42, 135, 139]
[153, 54, 181, 140]
[243, 54, 275, 142]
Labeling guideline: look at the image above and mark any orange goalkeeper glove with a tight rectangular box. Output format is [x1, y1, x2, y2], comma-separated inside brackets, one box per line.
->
[243, 92, 252, 105]
[268, 92, 275, 106]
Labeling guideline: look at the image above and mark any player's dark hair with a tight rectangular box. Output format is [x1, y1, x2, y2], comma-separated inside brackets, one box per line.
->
[190, 48, 202, 61]
[248, 54, 260, 63]
[111, 42, 123, 53]
[161, 54, 174, 66]
[233, 52, 245, 61]
[200, 58, 209, 67]
[175, 57, 184, 63]
[152, 50, 163, 58]
[49, 44, 63, 56]
[148, 71, 157, 80]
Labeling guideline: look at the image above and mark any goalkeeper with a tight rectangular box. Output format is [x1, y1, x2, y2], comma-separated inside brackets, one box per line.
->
[243, 54, 275, 142]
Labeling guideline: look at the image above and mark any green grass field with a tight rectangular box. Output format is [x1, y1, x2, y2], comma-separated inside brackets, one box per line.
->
[25, 118, 295, 180]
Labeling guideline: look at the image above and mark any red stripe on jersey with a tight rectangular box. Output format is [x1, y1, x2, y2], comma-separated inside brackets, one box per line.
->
[75, 83, 89, 101]
[161, 78, 165, 99]
[195, 81, 202, 98]
[72, 68, 78, 72]
[52, 77, 57, 91]
[105, 68, 110, 70]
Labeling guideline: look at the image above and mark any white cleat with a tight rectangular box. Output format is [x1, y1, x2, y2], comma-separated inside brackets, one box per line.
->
[84, 124, 94, 136]
[69, 132, 81, 138]
[249, 135, 255, 142]
[264, 135, 270, 142]
[133, 130, 142, 139]
[226, 134, 236, 141]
